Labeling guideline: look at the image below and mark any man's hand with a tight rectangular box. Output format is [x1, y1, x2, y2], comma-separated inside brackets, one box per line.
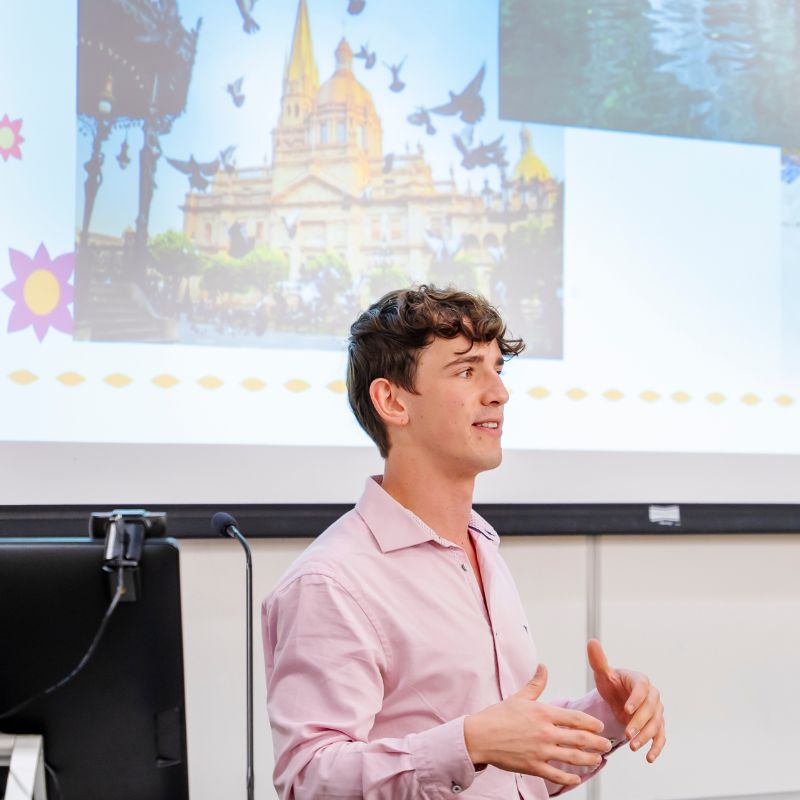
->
[464, 663, 612, 788]
[587, 639, 666, 763]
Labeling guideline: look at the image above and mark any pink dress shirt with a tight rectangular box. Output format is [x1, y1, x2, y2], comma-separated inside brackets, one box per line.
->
[262, 476, 625, 799]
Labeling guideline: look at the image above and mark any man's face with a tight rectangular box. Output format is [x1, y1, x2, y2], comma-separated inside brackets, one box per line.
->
[398, 335, 510, 479]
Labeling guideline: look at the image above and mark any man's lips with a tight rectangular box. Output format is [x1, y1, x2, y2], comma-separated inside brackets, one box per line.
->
[472, 420, 502, 434]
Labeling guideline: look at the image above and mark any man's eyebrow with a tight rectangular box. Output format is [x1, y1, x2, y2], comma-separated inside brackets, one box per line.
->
[442, 353, 505, 370]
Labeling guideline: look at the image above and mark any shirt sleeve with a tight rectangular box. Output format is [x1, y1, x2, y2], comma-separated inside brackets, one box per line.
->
[541, 690, 628, 797]
[262, 572, 478, 799]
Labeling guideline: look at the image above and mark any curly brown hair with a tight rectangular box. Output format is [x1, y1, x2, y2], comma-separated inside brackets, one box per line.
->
[346, 285, 525, 457]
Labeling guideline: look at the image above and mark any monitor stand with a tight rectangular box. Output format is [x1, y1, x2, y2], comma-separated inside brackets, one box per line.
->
[0, 734, 47, 800]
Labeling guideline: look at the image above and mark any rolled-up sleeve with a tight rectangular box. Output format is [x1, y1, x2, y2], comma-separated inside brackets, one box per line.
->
[262, 572, 478, 799]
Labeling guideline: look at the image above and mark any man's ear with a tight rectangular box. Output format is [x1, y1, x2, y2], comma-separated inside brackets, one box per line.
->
[369, 378, 409, 429]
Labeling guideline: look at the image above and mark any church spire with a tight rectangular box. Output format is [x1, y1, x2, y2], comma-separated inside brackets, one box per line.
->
[285, 0, 319, 93]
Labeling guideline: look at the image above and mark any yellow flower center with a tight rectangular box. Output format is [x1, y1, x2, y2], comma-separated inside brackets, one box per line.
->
[23, 269, 61, 316]
[0, 126, 14, 150]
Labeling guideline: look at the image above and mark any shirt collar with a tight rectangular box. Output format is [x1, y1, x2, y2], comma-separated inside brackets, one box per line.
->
[355, 475, 500, 554]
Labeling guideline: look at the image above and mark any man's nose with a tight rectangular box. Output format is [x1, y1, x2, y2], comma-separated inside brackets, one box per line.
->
[485, 371, 509, 405]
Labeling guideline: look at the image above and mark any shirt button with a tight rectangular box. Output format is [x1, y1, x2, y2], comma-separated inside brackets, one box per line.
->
[451, 783, 463, 793]
[461, 563, 468, 571]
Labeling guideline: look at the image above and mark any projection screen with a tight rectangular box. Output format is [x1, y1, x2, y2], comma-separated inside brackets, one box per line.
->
[1, 0, 798, 506]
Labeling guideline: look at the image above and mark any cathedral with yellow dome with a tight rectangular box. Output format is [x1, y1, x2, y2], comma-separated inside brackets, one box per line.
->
[181, 0, 559, 302]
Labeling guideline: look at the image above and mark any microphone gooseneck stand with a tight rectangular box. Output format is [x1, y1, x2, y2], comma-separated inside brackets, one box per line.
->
[212, 512, 254, 800]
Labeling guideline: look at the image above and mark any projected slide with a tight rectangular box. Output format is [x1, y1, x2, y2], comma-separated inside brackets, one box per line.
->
[500, 0, 800, 148]
[74, 0, 564, 358]
[0, 0, 798, 460]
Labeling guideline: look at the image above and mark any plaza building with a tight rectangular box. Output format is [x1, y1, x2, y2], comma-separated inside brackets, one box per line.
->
[180, 0, 558, 301]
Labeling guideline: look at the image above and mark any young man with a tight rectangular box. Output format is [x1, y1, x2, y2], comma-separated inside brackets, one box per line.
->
[262, 286, 665, 798]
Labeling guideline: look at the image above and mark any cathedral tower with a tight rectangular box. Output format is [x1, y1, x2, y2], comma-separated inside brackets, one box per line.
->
[272, 0, 319, 165]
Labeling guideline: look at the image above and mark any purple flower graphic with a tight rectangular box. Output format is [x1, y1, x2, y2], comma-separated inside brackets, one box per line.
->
[3, 244, 74, 341]
[0, 115, 24, 162]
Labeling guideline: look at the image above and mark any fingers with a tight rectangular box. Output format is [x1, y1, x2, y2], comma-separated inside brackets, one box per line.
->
[626, 683, 660, 741]
[623, 674, 651, 717]
[586, 638, 609, 673]
[630, 705, 664, 754]
[647, 716, 667, 763]
[550, 745, 605, 769]
[552, 707, 606, 734]
[526, 663, 548, 701]
[554, 727, 612, 756]
[534, 763, 582, 788]
[626, 687, 665, 763]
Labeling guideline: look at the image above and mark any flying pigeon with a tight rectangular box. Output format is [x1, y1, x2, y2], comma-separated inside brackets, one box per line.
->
[407, 107, 436, 136]
[219, 145, 237, 174]
[167, 154, 220, 191]
[430, 64, 486, 125]
[235, 0, 260, 33]
[452, 133, 507, 170]
[227, 76, 245, 107]
[384, 58, 407, 93]
[354, 43, 377, 69]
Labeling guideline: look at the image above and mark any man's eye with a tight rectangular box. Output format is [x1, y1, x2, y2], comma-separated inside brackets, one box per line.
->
[459, 368, 473, 378]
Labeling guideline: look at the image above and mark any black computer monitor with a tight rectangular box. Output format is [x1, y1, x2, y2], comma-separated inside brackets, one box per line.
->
[0, 537, 189, 799]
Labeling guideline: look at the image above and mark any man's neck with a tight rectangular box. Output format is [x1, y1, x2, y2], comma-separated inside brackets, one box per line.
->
[380, 458, 475, 547]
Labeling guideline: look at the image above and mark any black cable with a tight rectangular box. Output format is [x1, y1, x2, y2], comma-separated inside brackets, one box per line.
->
[0, 566, 125, 720]
[44, 760, 63, 800]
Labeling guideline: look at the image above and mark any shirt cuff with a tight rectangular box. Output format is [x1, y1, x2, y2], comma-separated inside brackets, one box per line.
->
[409, 715, 477, 796]
[567, 689, 627, 750]
[546, 691, 628, 796]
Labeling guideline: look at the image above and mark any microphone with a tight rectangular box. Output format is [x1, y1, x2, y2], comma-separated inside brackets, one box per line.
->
[211, 512, 254, 800]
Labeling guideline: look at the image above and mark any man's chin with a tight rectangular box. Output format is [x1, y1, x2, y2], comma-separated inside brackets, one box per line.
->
[476, 448, 503, 474]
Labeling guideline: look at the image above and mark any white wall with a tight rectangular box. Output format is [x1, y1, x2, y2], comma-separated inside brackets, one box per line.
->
[178, 533, 800, 800]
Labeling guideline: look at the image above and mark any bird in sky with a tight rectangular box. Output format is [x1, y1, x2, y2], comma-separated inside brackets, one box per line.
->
[407, 107, 436, 136]
[423, 230, 463, 262]
[430, 64, 486, 125]
[227, 77, 245, 107]
[452, 133, 507, 170]
[384, 58, 407, 93]
[116, 139, 131, 170]
[348, 0, 366, 14]
[235, 0, 260, 33]
[219, 145, 237, 174]
[167, 154, 220, 191]
[354, 43, 377, 69]
[281, 210, 299, 240]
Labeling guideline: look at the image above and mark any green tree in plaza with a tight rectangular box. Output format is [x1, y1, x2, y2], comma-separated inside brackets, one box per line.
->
[298, 252, 357, 333]
[147, 230, 208, 316]
[242, 246, 289, 296]
[303, 252, 352, 294]
[149, 230, 206, 280]
[201, 251, 250, 301]
[367, 261, 410, 300]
